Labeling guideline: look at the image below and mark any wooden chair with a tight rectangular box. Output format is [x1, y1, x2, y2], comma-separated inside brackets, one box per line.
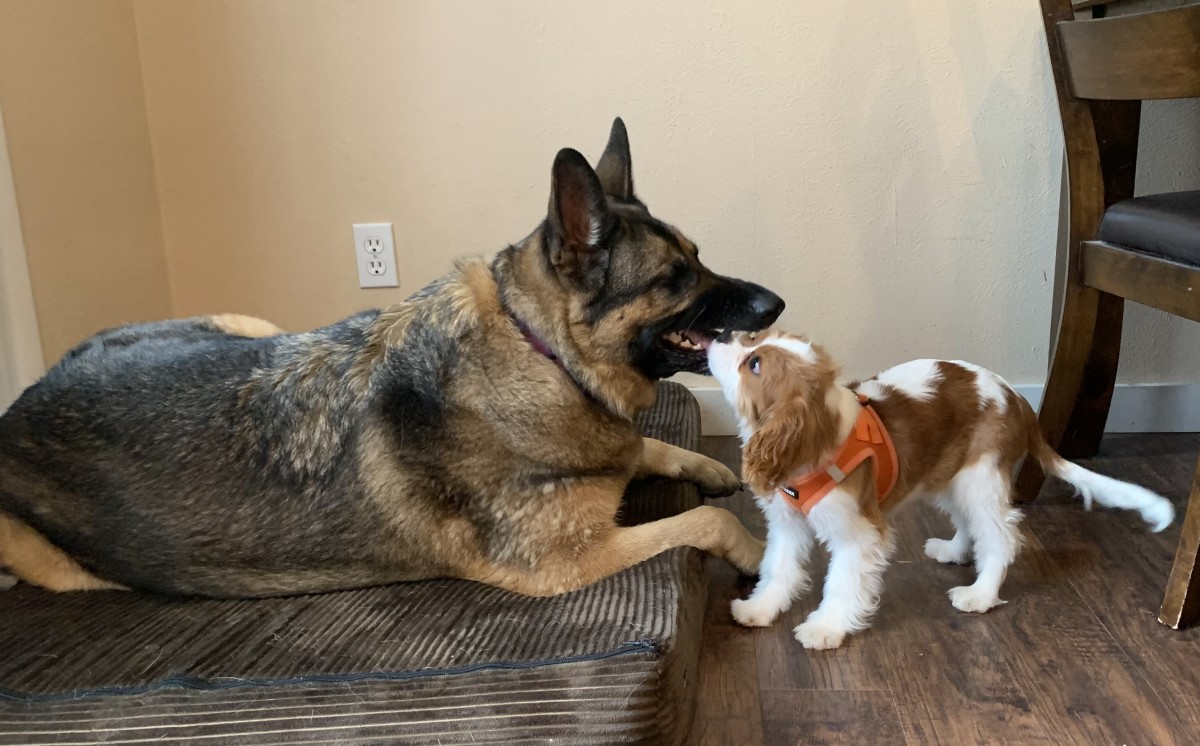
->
[1016, 0, 1200, 629]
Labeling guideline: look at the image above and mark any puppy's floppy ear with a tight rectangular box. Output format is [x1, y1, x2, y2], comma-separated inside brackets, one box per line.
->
[547, 148, 611, 289]
[742, 397, 808, 495]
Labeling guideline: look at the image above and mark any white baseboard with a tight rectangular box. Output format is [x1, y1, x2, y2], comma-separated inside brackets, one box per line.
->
[688, 382, 1200, 437]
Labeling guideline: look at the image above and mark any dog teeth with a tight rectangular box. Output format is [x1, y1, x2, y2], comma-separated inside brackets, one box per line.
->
[662, 330, 703, 351]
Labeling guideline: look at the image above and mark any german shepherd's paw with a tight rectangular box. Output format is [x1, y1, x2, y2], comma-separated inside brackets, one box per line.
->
[683, 455, 743, 497]
[729, 535, 766, 576]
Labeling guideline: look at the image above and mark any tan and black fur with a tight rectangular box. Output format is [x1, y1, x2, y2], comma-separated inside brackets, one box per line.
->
[0, 120, 782, 598]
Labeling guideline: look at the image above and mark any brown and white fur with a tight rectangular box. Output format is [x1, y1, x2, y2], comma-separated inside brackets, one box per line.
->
[708, 331, 1175, 650]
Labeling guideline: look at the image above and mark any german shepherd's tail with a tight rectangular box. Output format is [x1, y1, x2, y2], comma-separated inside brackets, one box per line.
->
[1024, 409, 1175, 533]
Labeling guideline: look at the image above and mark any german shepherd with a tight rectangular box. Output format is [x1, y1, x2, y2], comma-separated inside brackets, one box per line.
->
[0, 119, 783, 598]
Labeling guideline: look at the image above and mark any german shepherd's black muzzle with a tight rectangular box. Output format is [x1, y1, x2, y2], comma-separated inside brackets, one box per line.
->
[634, 274, 785, 379]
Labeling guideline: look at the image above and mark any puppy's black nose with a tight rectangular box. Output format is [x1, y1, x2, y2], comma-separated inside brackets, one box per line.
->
[748, 284, 785, 326]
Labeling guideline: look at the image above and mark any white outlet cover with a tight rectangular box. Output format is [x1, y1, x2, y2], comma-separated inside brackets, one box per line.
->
[352, 223, 399, 288]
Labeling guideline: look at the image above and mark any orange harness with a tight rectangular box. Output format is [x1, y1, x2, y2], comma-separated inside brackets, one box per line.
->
[777, 393, 899, 515]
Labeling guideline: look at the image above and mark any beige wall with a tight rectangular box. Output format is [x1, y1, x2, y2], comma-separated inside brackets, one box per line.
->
[0, 104, 44, 408]
[0, 0, 171, 365]
[2, 0, 1196, 386]
[131, 0, 1200, 385]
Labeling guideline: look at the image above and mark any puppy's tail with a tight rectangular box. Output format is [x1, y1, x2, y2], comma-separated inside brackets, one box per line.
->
[1024, 404, 1174, 533]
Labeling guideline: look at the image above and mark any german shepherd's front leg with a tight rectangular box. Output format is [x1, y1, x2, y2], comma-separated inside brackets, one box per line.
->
[637, 437, 742, 496]
[477, 505, 764, 597]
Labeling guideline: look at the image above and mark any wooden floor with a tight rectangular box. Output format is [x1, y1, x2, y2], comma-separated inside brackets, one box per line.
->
[694, 433, 1200, 746]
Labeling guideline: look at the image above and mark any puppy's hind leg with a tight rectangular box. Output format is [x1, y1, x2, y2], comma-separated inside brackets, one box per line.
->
[732, 496, 814, 627]
[925, 492, 972, 565]
[947, 456, 1023, 613]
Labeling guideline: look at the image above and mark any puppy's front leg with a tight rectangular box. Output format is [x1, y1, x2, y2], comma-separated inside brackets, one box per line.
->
[794, 487, 892, 650]
[637, 437, 741, 497]
[732, 495, 814, 627]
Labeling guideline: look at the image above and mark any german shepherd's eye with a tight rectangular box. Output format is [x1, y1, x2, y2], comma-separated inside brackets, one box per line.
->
[746, 355, 761, 375]
[653, 263, 693, 294]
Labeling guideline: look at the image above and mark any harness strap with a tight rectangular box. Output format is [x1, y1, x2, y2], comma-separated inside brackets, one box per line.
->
[776, 394, 899, 515]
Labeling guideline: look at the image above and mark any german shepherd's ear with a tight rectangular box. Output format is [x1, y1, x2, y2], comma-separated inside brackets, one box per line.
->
[548, 148, 611, 288]
[595, 117, 634, 201]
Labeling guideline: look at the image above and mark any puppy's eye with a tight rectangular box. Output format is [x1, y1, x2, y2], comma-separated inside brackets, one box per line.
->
[747, 355, 761, 375]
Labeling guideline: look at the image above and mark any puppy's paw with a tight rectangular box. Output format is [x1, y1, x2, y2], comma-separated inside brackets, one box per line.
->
[923, 537, 968, 565]
[948, 585, 1006, 614]
[793, 617, 848, 650]
[685, 455, 742, 497]
[731, 597, 781, 627]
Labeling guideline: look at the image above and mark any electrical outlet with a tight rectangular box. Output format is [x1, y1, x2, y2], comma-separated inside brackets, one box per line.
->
[352, 223, 399, 288]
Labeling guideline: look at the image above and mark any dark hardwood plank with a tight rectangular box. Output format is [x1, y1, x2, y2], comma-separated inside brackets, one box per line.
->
[1030, 435, 1200, 733]
[693, 554, 766, 746]
[1082, 241, 1200, 324]
[760, 690, 906, 746]
[697, 433, 1200, 745]
[694, 438, 765, 746]
[867, 562, 1052, 746]
[980, 521, 1183, 744]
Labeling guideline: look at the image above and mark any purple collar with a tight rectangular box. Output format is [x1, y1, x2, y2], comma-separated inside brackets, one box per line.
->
[514, 317, 568, 374]
[509, 312, 597, 403]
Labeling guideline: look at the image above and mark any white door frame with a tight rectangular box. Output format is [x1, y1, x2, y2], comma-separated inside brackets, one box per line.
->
[0, 103, 44, 411]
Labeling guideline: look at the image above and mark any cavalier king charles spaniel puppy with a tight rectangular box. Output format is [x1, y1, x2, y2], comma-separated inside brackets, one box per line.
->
[708, 330, 1174, 649]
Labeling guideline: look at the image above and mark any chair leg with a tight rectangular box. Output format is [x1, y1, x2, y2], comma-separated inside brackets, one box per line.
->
[1160, 452, 1200, 629]
[1058, 291, 1123, 458]
[1015, 284, 1123, 503]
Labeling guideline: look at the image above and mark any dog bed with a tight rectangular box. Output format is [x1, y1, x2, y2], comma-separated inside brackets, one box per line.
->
[0, 381, 708, 745]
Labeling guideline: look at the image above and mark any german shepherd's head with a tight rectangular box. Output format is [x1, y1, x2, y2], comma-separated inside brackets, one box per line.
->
[495, 118, 785, 413]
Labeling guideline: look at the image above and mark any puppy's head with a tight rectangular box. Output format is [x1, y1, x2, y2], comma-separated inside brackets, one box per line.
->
[708, 331, 840, 494]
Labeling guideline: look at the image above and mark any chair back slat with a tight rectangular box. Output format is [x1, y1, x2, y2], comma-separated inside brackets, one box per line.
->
[1058, 6, 1200, 101]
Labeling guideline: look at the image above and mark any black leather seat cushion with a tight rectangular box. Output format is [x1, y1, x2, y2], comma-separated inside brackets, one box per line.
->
[1099, 190, 1200, 267]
